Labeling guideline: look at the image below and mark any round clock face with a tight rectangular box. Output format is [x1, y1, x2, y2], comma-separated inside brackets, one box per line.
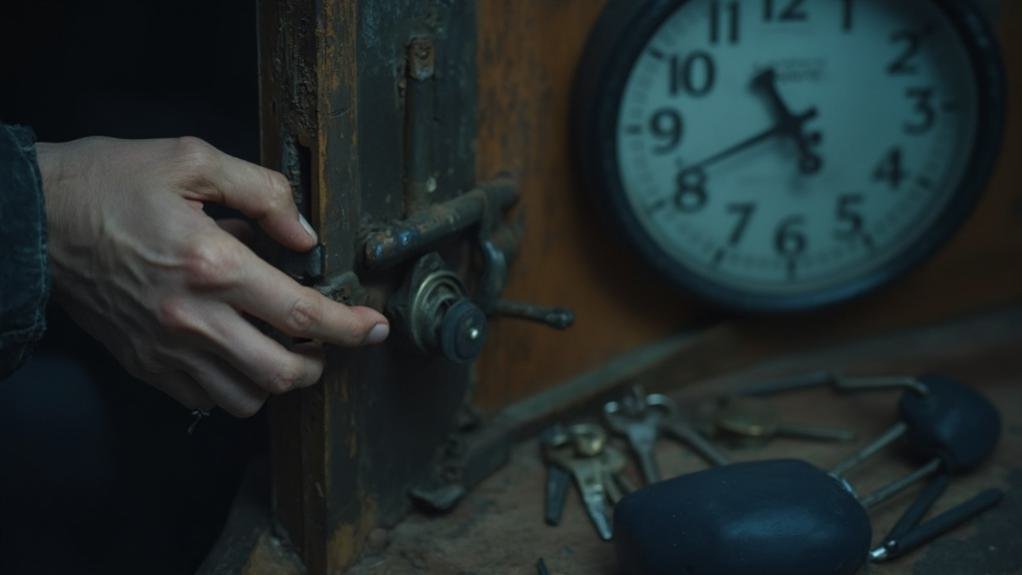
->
[576, 0, 1004, 311]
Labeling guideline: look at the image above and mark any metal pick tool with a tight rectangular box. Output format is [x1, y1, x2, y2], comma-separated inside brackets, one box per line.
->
[734, 371, 930, 398]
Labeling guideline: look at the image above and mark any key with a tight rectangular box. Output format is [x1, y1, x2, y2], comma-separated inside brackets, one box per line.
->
[600, 444, 632, 504]
[540, 425, 573, 526]
[647, 394, 731, 467]
[714, 397, 856, 445]
[604, 387, 668, 484]
[569, 423, 634, 505]
[543, 423, 615, 540]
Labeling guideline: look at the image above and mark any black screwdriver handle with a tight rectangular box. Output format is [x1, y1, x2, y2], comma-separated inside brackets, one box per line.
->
[881, 488, 1003, 561]
[883, 472, 950, 543]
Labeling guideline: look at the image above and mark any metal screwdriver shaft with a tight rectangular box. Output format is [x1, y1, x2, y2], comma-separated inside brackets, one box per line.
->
[832, 376, 929, 396]
[882, 473, 950, 543]
[870, 488, 1004, 562]
[830, 421, 908, 477]
[860, 458, 942, 509]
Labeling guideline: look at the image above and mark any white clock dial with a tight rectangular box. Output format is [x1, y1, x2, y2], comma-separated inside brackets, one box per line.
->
[608, 0, 989, 303]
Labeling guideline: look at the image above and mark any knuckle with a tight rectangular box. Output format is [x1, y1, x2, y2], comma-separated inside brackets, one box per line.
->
[286, 296, 319, 334]
[261, 172, 294, 215]
[267, 361, 302, 394]
[157, 297, 200, 333]
[181, 237, 239, 288]
[269, 171, 293, 202]
[175, 136, 215, 173]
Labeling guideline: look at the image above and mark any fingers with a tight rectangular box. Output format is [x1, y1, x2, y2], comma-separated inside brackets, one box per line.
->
[216, 218, 256, 246]
[183, 353, 269, 418]
[149, 371, 216, 411]
[220, 239, 390, 346]
[173, 136, 317, 253]
[204, 305, 326, 394]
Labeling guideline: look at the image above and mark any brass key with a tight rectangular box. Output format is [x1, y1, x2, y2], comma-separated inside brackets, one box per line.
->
[543, 423, 618, 540]
[715, 397, 856, 446]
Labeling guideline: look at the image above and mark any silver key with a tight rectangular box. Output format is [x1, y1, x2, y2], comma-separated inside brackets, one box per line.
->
[649, 394, 732, 467]
[604, 387, 669, 484]
[648, 394, 731, 467]
[540, 426, 573, 526]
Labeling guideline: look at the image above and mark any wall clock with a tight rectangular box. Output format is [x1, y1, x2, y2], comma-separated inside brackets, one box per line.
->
[574, 0, 1005, 312]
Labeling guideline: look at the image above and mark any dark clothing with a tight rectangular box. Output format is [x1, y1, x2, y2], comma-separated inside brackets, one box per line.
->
[0, 124, 49, 380]
[0, 2, 263, 571]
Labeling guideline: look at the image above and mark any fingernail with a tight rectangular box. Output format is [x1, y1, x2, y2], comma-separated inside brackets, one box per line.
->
[298, 212, 318, 242]
[365, 323, 389, 345]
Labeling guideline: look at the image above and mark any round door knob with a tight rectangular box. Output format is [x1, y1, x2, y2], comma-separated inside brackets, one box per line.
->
[439, 299, 487, 363]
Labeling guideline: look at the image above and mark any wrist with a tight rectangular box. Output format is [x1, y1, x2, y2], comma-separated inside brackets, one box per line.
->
[34, 143, 64, 203]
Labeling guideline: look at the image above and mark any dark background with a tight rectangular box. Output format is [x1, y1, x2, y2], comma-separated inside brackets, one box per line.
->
[1, 1, 262, 573]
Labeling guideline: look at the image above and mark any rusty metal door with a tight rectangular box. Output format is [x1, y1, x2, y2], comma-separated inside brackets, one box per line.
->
[257, 1, 568, 571]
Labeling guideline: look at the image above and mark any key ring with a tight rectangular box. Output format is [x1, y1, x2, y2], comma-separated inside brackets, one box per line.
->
[604, 387, 675, 433]
[188, 408, 211, 435]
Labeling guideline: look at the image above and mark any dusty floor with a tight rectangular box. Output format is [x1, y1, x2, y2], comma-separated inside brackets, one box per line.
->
[349, 321, 1022, 575]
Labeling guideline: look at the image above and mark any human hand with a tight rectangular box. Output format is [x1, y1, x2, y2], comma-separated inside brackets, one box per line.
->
[35, 136, 389, 417]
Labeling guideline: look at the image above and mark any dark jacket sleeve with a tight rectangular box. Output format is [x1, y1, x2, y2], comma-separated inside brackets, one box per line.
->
[0, 124, 49, 379]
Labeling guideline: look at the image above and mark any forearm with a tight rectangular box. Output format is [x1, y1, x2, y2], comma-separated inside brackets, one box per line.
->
[0, 124, 49, 379]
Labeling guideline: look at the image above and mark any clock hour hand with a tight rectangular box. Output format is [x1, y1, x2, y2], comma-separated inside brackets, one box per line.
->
[751, 67, 823, 174]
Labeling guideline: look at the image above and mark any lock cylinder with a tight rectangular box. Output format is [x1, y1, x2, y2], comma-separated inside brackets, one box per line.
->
[404, 264, 488, 363]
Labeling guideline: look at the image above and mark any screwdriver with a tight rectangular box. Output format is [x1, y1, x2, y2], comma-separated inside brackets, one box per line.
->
[831, 374, 1001, 509]
[870, 488, 1004, 562]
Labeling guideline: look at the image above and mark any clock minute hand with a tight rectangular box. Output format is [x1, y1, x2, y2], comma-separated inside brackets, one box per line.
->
[683, 124, 786, 173]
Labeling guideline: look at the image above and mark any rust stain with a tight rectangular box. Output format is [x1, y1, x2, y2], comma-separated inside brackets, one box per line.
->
[328, 497, 377, 574]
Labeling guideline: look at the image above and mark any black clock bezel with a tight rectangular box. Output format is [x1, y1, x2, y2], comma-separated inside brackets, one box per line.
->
[572, 0, 1006, 313]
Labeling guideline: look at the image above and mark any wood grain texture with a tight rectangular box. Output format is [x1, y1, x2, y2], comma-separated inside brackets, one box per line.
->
[473, 0, 1022, 410]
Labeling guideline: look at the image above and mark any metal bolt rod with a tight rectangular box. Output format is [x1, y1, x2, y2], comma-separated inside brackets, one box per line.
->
[492, 299, 575, 330]
[361, 180, 518, 269]
[830, 421, 908, 477]
[860, 458, 943, 510]
[404, 37, 437, 215]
